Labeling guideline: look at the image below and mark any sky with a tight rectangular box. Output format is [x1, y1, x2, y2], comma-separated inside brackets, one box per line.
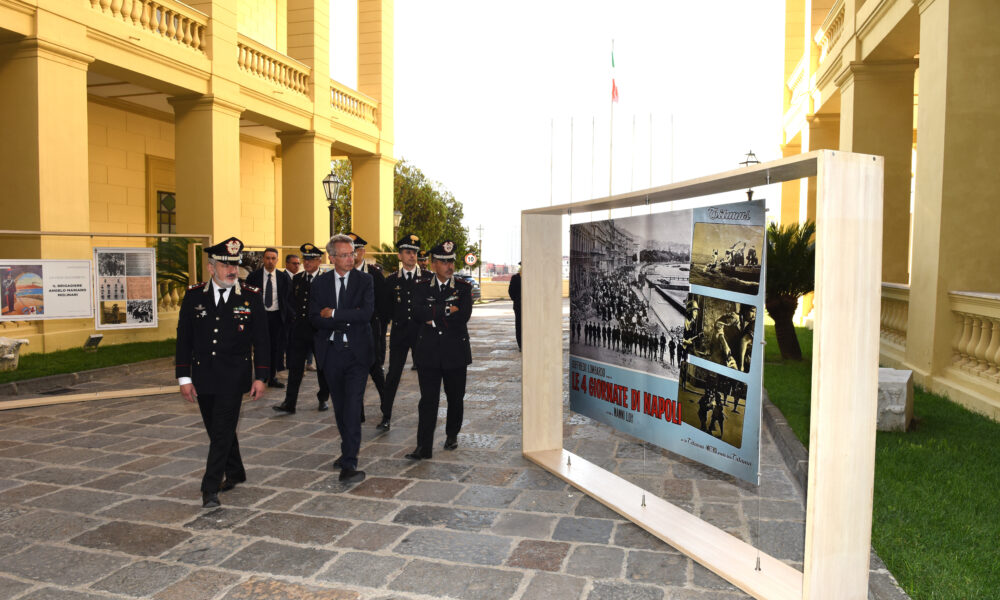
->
[332, 1, 787, 265]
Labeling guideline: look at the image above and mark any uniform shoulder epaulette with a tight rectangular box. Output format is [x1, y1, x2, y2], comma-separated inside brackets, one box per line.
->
[370, 263, 383, 273]
[188, 281, 208, 290]
[454, 278, 471, 288]
[243, 284, 260, 293]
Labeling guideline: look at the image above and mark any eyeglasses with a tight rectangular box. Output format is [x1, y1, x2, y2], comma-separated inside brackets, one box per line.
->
[333, 252, 356, 259]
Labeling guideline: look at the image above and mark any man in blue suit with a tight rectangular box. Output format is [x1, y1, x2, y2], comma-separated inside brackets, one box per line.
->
[309, 234, 374, 484]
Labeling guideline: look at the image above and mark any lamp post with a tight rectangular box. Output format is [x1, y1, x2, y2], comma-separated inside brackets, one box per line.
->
[322, 163, 342, 238]
[393, 209, 402, 238]
[740, 150, 760, 201]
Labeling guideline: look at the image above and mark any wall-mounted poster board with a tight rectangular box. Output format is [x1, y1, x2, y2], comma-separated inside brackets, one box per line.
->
[0, 260, 93, 320]
[94, 247, 158, 329]
[569, 201, 766, 483]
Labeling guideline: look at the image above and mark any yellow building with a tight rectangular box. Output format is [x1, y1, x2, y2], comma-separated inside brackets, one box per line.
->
[0, 0, 395, 353]
[781, 0, 1000, 419]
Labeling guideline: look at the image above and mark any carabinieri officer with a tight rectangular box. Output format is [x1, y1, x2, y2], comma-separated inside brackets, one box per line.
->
[175, 237, 269, 508]
[405, 241, 473, 460]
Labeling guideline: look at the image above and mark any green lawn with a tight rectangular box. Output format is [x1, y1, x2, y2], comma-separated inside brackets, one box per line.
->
[0, 339, 176, 385]
[764, 324, 1000, 600]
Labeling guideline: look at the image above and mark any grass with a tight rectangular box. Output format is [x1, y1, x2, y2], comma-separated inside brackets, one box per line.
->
[0, 339, 176, 385]
[763, 324, 1000, 600]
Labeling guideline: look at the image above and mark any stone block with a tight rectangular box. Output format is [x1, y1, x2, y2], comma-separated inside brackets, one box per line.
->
[878, 368, 914, 432]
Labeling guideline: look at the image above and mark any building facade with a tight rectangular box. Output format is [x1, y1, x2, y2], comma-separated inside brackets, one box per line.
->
[781, 0, 1000, 419]
[0, 0, 395, 353]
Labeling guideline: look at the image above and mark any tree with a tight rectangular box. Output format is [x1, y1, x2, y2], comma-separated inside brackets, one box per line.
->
[328, 158, 470, 261]
[765, 220, 816, 361]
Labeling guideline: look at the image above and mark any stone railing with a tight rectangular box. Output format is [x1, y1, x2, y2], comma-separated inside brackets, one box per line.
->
[89, 0, 208, 53]
[950, 291, 1000, 384]
[237, 35, 311, 95]
[814, 0, 846, 63]
[330, 79, 378, 125]
[157, 281, 184, 313]
[880, 283, 909, 348]
[786, 54, 808, 105]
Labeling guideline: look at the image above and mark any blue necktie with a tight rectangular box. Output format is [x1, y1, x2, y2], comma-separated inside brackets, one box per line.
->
[338, 276, 346, 309]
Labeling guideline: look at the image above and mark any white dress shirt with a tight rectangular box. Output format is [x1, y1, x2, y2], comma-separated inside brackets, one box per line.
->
[263, 268, 279, 311]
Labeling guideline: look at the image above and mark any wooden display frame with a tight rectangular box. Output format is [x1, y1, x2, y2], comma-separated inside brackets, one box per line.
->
[521, 150, 883, 600]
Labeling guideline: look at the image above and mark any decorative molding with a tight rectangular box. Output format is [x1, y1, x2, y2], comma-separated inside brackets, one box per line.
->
[88, 94, 174, 123]
[85, 27, 211, 86]
[167, 94, 245, 117]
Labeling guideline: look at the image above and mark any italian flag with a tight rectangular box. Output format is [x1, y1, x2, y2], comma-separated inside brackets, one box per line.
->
[611, 48, 619, 103]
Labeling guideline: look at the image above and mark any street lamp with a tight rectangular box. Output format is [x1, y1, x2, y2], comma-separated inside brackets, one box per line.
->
[322, 163, 342, 238]
[740, 150, 760, 201]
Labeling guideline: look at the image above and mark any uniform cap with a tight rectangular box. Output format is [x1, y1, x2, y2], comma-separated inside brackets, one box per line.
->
[347, 232, 368, 248]
[396, 234, 420, 252]
[299, 243, 324, 259]
[430, 241, 457, 261]
[205, 237, 244, 264]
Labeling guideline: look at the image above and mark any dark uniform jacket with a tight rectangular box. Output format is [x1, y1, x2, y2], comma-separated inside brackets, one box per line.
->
[413, 276, 473, 370]
[309, 269, 374, 367]
[357, 262, 389, 334]
[175, 281, 270, 395]
[385, 266, 430, 329]
[288, 270, 319, 339]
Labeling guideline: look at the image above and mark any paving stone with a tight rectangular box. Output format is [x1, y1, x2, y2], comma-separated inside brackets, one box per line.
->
[389, 559, 523, 600]
[183, 507, 257, 531]
[459, 466, 520, 486]
[613, 522, 675, 551]
[335, 522, 408, 551]
[0, 576, 32, 600]
[661, 478, 696, 503]
[70, 521, 191, 556]
[235, 512, 352, 545]
[625, 549, 688, 586]
[394, 529, 512, 566]
[393, 505, 498, 531]
[29, 446, 106, 465]
[455, 485, 522, 508]
[18, 466, 105, 486]
[575, 495, 625, 520]
[318, 551, 407, 588]
[0, 534, 29, 558]
[262, 468, 326, 489]
[587, 581, 665, 600]
[511, 490, 580, 514]
[753, 499, 804, 520]
[521, 572, 588, 600]
[395, 480, 464, 503]
[91, 560, 190, 597]
[213, 485, 277, 507]
[349, 476, 411, 499]
[120, 475, 188, 495]
[220, 540, 336, 577]
[297, 495, 398, 521]
[82, 471, 146, 491]
[3, 544, 129, 585]
[283, 452, 338, 470]
[27, 488, 127, 514]
[552, 516, 615, 543]
[0, 482, 59, 504]
[220, 576, 358, 600]
[757, 519, 805, 561]
[153, 568, 242, 600]
[16, 589, 114, 600]
[98, 498, 200, 524]
[159, 534, 249, 566]
[3, 510, 101, 542]
[145, 458, 204, 477]
[491, 512, 558, 539]
[689, 561, 742, 592]
[565, 545, 625, 578]
[255, 490, 314, 511]
[506, 539, 569, 571]
[308, 474, 367, 494]
[402, 460, 471, 481]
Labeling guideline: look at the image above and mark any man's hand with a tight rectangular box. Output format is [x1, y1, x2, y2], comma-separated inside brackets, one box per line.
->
[249, 379, 266, 401]
[180, 383, 197, 403]
[320, 307, 333, 318]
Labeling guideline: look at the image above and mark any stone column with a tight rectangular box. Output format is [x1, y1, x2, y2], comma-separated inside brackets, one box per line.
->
[837, 61, 916, 285]
[350, 154, 396, 246]
[279, 132, 332, 247]
[169, 96, 244, 243]
[286, 0, 331, 122]
[804, 114, 839, 224]
[779, 142, 802, 224]
[0, 27, 92, 259]
[906, 0, 1000, 382]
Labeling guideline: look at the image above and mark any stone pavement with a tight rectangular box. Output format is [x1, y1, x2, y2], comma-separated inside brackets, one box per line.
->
[0, 300, 810, 600]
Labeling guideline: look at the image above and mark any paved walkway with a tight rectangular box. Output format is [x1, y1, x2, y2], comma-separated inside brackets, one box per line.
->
[0, 301, 807, 600]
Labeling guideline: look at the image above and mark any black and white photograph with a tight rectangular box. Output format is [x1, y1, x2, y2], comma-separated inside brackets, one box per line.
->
[99, 301, 126, 325]
[678, 363, 749, 448]
[126, 300, 155, 324]
[683, 293, 756, 373]
[99, 276, 126, 301]
[239, 251, 264, 279]
[98, 252, 126, 277]
[569, 210, 693, 381]
[689, 222, 763, 296]
[125, 251, 152, 277]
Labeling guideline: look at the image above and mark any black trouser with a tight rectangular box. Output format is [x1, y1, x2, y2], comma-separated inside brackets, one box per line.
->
[381, 322, 417, 421]
[284, 329, 330, 410]
[513, 306, 522, 349]
[265, 310, 286, 378]
[416, 366, 466, 449]
[196, 392, 245, 493]
[323, 345, 367, 470]
[368, 317, 386, 400]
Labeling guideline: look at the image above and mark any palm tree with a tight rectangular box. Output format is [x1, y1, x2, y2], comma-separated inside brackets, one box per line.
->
[765, 220, 816, 360]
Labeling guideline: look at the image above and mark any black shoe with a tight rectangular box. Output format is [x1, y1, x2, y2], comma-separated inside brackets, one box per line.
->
[339, 468, 366, 484]
[405, 447, 432, 461]
[332, 456, 343, 469]
[267, 379, 286, 389]
[410, 365, 418, 371]
[318, 401, 329, 412]
[375, 418, 391, 431]
[272, 402, 295, 415]
[202, 492, 220, 508]
[443, 436, 458, 451]
[361, 411, 366, 424]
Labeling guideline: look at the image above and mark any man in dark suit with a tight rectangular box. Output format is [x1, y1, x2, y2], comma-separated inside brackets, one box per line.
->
[309, 234, 374, 484]
[378, 234, 429, 431]
[272, 243, 330, 415]
[508, 263, 522, 351]
[176, 237, 269, 508]
[246, 247, 292, 388]
[405, 241, 473, 460]
[349, 232, 389, 415]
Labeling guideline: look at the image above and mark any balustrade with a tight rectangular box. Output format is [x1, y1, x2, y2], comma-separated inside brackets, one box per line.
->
[330, 80, 378, 125]
[90, 0, 207, 53]
[950, 292, 1000, 384]
[237, 36, 310, 95]
[880, 283, 908, 348]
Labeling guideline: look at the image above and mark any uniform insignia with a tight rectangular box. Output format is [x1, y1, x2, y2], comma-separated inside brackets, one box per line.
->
[244, 301, 249, 306]
[244, 284, 260, 293]
[194, 304, 205, 311]
[238, 324, 245, 332]
[188, 282, 207, 290]
[443, 241, 454, 253]
[226, 239, 241, 255]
